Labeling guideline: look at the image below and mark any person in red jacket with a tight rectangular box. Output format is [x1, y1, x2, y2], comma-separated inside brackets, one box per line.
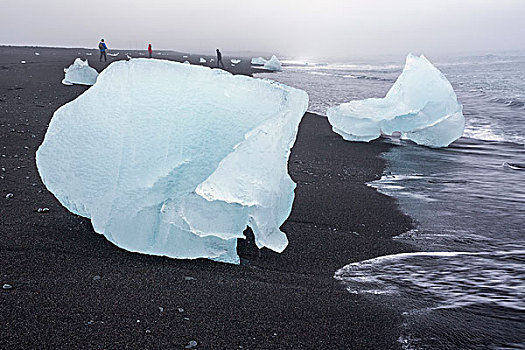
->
[148, 44, 153, 58]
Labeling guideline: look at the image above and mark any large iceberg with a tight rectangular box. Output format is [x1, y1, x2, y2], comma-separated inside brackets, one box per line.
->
[263, 55, 282, 71]
[327, 54, 465, 147]
[251, 57, 267, 65]
[62, 58, 98, 86]
[37, 59, 308, 264]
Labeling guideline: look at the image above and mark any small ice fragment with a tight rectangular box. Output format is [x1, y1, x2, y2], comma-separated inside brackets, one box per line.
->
[231, 59, 241, 64]
[62, 58, 98, 86]
[2, 284, 12, 290]
[185, 340, 198, 349]
[158, 307, 164, 312]
[93, 275, 101, 281]
[107, 52, 119, 57]
[184, 276, 196, 281]
[183, 60, 190, 64]
[126, 54, 132, 60]
[178, 308, 184, 313]
[35, 53, 40, 56]
[37, 207, 50, 213]
[200, 58, 206, 63]
[5, 193, 14, 199]
[21, 61, 26, 64]
[263, 55, 282, 71]
[145, 329, 151, 334]
[251, 57, 267, 65]
[210, 58, 214, 62]
[86, 53, 93, 56]
[183, 55, 188, 58]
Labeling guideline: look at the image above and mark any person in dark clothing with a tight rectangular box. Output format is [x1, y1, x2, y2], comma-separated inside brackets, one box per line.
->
[148, 44, 153, 58]
[216, 49, 225, 68]
[98, 39, 108, 62]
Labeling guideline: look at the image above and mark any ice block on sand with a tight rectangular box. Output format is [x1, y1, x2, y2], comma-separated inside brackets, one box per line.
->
[37, 59, 309, 264]
[327, 54, 464, 147]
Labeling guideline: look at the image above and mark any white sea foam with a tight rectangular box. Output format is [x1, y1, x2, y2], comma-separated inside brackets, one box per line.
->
[335, 250, 525, 310]
[463, 125, 507, 142]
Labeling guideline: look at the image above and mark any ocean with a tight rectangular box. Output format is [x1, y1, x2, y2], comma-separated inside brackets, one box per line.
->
[255, 52, 525, 349]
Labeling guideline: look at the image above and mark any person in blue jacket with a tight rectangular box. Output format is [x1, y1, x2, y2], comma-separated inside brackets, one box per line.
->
[98, 39, 108, 62]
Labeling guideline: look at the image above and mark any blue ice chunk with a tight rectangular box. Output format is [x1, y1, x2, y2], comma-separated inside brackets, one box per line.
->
[327, 54, 465, 147]
[37, 59, 308, 264]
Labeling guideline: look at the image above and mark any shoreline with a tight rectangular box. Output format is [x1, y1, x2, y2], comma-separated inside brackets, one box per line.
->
[1, 46, 415, 349]
[0, 45, 270, 76]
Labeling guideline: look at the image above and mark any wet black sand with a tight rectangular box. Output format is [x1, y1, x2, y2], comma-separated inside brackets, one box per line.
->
[1, 46, 414, 349]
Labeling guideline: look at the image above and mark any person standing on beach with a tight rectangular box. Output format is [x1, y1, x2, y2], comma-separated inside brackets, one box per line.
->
[148, 44, 153, 58]
[98, 39, 108, 62]
[216, 49, 225, 68]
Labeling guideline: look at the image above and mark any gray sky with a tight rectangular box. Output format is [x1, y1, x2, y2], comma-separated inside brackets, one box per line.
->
[2, 0, 524, 58]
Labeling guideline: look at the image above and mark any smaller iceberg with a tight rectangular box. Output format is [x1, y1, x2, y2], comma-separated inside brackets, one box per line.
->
[251, 57, 267, 65]
[327, 54, 465, 148]
[200, 57, 207, 63]
[263, 55, 282, 71]
[231, 59, 241, 64]
[62, 58, 98, 86]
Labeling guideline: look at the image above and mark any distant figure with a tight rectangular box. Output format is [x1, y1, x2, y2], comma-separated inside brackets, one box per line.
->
[216, 49, 225, 68]
[148, 44, 153, 58]
[98, 39, 108, 62]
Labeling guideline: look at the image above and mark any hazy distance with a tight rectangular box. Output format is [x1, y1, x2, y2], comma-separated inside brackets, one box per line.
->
[2, 0, 524, 59]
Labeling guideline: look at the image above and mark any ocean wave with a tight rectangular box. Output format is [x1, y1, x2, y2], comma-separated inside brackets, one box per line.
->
[503, 162, 525, 170]
[328, 63, 403, 71]
[335, 249, 525, 311]
[463, 126, 509, 142]
[490, 98, 525, 108]
[307, 71, 334, 77]
[306, 71, 393, 82]
[291, 62, 402, 72]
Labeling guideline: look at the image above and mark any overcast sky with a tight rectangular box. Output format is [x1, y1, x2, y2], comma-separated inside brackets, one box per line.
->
[2, 0, 524, 58]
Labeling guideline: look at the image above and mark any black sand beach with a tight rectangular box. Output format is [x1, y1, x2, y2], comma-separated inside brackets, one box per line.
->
[1, 46, 414, 349]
